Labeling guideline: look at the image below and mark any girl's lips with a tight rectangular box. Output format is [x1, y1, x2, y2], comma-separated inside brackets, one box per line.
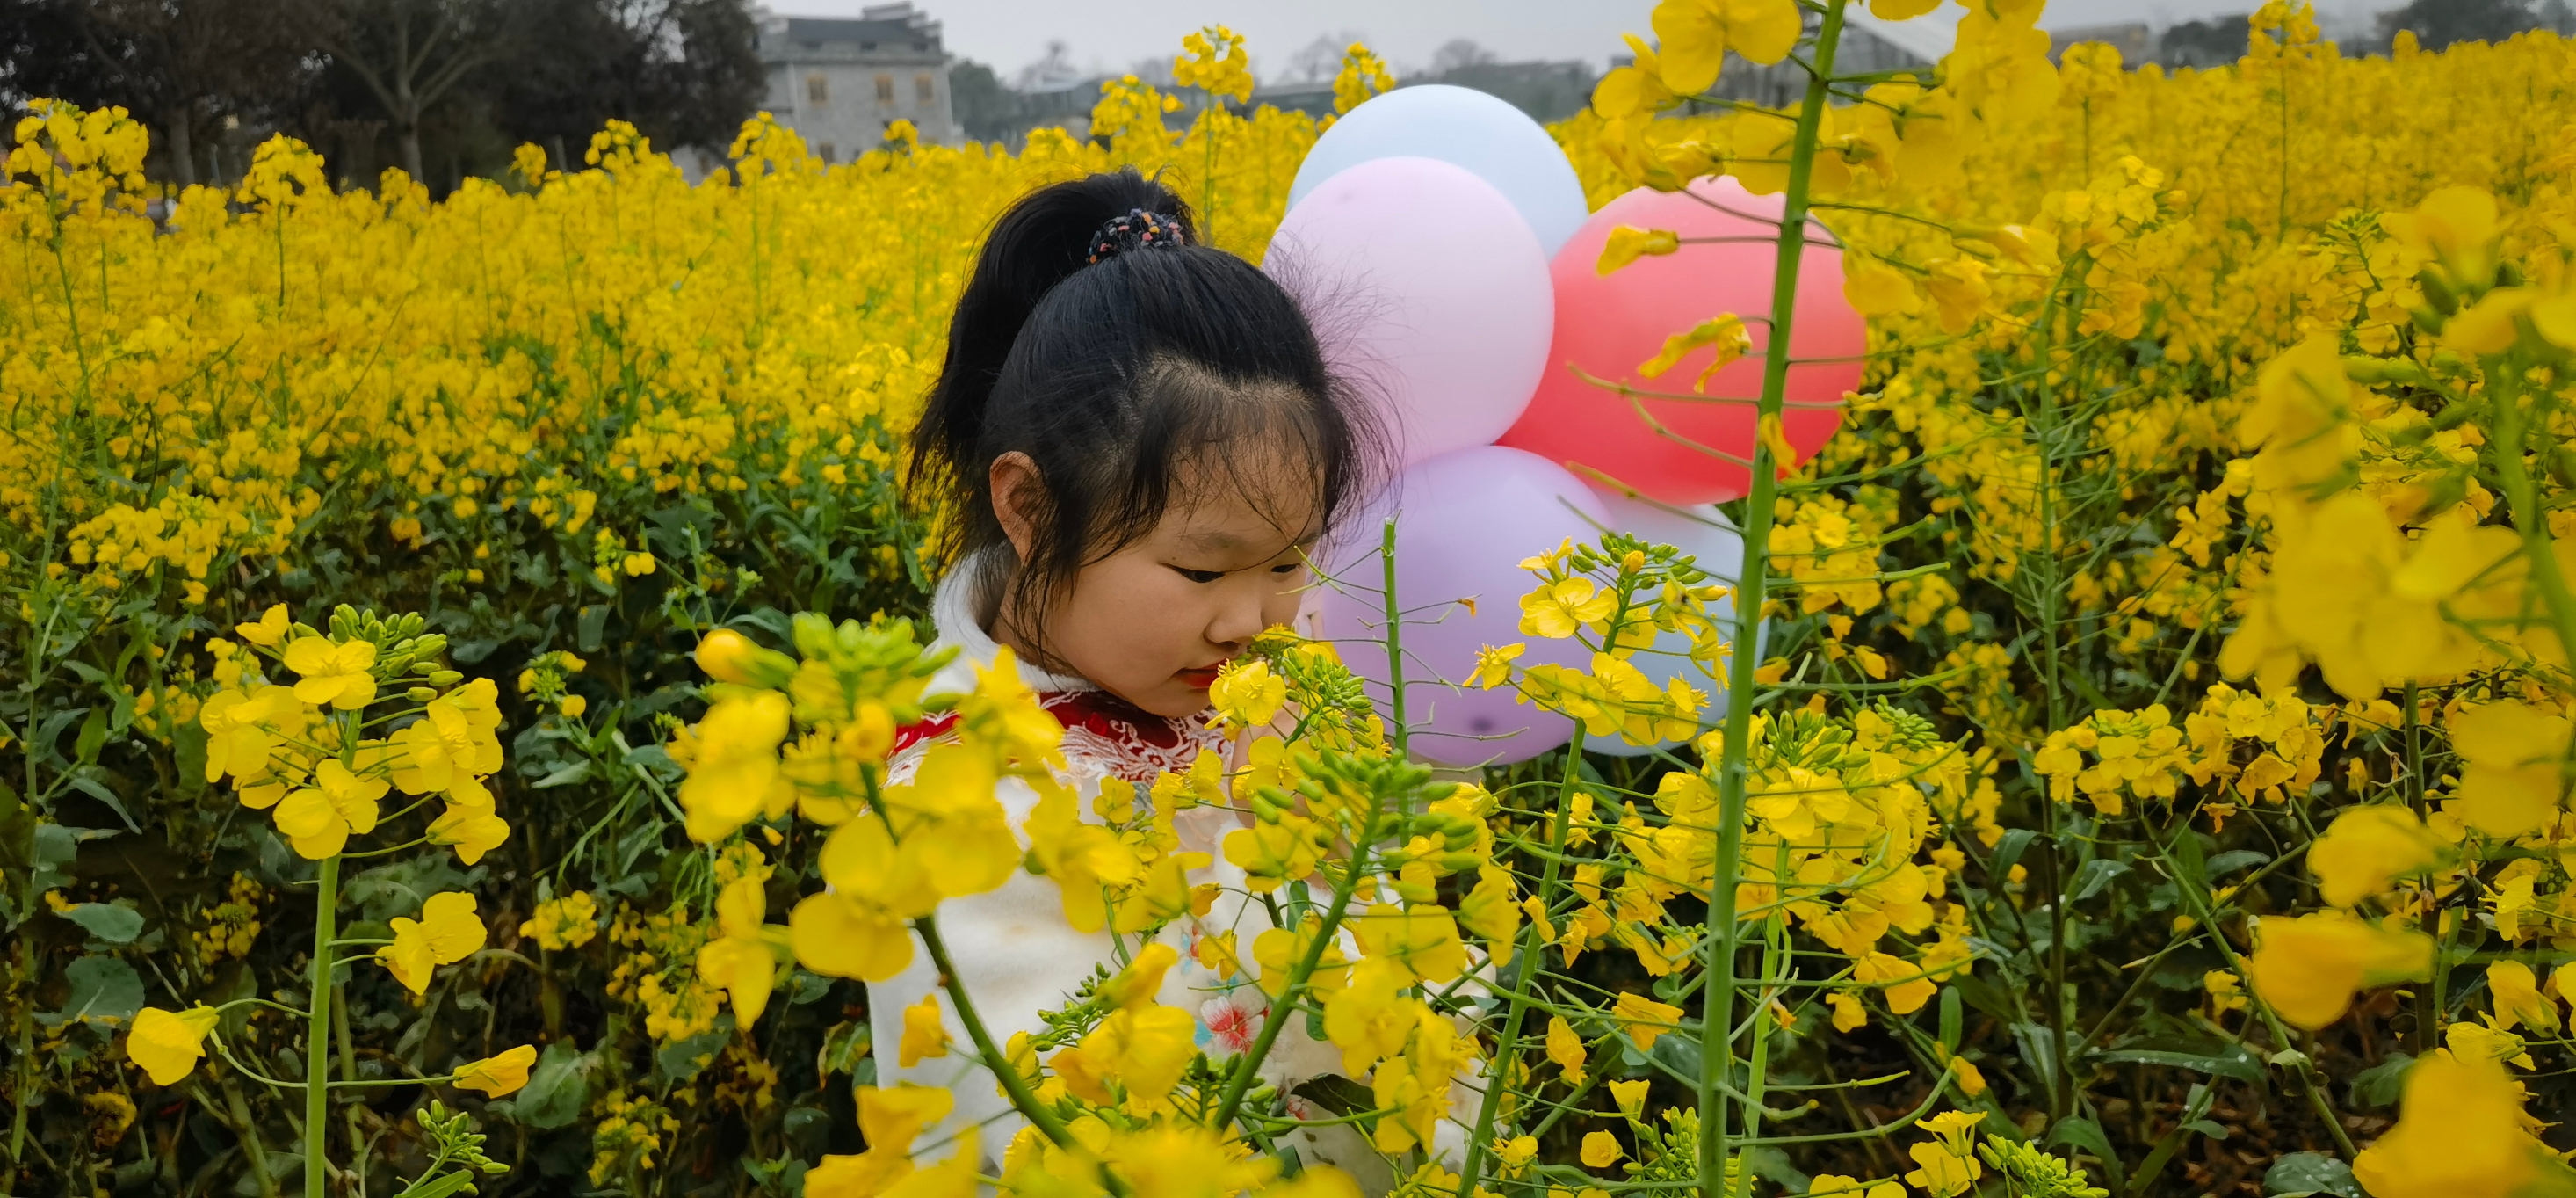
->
[1176, 665, 1222, 688]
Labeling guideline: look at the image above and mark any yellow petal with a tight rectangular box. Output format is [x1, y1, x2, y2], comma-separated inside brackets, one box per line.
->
[454, 1044, 537, 1096]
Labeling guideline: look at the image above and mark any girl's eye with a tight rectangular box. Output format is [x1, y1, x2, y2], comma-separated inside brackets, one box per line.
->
[1270, 562, 1303, 575]
[1174, 567, 1226, 584]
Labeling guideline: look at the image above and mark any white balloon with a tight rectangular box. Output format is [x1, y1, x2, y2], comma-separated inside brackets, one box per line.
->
[1287, 84, 1594, 258]
[1270, 156, 1552, 463]
[1582, 489, 1767, 758]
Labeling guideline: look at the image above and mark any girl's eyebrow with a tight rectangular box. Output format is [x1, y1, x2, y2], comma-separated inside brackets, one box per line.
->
[1178, 527, 1321, 552]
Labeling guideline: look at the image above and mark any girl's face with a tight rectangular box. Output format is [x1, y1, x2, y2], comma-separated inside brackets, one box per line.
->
[989, 452, 1316, 719]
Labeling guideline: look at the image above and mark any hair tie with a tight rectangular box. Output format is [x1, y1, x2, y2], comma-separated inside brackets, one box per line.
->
[1086, 207, 1188, 265]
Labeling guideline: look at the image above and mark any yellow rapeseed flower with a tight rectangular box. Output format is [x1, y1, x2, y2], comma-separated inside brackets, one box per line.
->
[282, 635, 379, 710]
[381, 891, 489, 995]
[454, 1044, 538, 1096]
[126, 1006, 220, 1085]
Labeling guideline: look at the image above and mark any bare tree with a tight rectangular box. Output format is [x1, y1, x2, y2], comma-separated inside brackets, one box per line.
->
[1285, 31, 1364, 83]
[32, 0, 330, 185]
[488, 0, 761, 156]
[1014, 39, 1075, 90]
[322, 0, 508, 181]
[1427, 38, 1496, 76]
[1124, 54, 1175, 86]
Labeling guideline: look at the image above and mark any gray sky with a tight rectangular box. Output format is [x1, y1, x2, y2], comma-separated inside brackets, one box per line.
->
[772, 1, 2386, 79]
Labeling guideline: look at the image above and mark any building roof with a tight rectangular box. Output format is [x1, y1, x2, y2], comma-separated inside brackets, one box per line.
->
[779, 17, 932, 47]
[1840, 8, 1964, 63]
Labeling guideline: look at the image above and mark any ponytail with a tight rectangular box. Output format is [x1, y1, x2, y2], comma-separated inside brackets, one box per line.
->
[910, 168, 1384, 664]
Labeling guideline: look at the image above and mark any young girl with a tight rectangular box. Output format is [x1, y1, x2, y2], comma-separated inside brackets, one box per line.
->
[868, 169, 1426, 1182]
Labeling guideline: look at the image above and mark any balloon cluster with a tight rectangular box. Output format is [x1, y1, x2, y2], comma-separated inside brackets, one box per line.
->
[1270, 86, 1849, 765]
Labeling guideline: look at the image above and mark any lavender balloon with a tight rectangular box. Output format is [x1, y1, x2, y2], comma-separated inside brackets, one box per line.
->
[1581, 490, 1765, 759]
[1266, 156, 1552, 464]
[1317, 446, 1609, 767]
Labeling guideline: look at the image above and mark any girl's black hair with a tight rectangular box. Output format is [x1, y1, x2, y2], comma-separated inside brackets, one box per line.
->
[913, 167, 1382, 666]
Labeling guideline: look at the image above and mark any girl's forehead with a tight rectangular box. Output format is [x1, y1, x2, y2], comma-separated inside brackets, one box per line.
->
[1165, 487, 1322, 550]
[1169, 452, 1325, 544]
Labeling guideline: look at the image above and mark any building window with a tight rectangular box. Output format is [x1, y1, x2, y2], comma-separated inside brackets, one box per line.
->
[875, 73, 894, 105]
[807, 74, 829, 105]
[915, 73, 934, 105]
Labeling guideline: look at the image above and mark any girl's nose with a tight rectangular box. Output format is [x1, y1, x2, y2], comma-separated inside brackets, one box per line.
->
[1206, 581, 1269, 649]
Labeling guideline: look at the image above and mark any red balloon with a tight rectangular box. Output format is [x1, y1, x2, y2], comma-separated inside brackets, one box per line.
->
[1496, 178, 1864, 505]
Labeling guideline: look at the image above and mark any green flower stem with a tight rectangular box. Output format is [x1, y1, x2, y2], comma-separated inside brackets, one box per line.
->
[1210, 795, 1387, 1133]
[1455, 724, 1589, 1190]
[1380, 519, 1407, 757]
[336, 978, 365, 1181]
[215, 1078, 281, 1198]
[914, 913, 1132, 1198]
[1730, 858, 1793, 1198]
[2401, 682, 2432, 1056]
[305, 853, 337, 1198]
[215, 997, 314, 1016]
[1700, 5, 1846, 1198]
[2486, 357, 2576, 778]
[209, 1034, 308, 1090]
[2152, 816, 2355, 1158]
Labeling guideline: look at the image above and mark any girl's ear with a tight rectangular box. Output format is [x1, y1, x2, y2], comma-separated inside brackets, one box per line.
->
[988, 451, 1044, 564]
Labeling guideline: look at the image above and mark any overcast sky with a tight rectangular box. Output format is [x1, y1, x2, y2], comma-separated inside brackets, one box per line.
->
[771, 0, 2386, 78]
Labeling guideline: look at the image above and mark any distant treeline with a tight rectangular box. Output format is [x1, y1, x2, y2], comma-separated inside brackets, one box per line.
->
[0, 0, 763, 192]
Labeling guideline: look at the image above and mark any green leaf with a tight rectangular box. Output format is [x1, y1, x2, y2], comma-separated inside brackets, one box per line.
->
[173, 720, 209, 797]
[60, 902, 145, 944]
[66, 769, 141, 832]
[390, 1170, 481, 1198]
[2263, 1151, 2363, 1198]
[2046, 1115, 2127, 1195]
[506, 1042, 592, 1130]
[655, 1025, 730, 1085]
[2205, 849, 2270, 875]
[54, 955, 144, 1026]
[532, 761, 590, 789]
[2349, 1052, 2413, 1108]
[1990, 827, 2037, 882]
[2092, 1045, 2263, 1085]
[2169, 826, 2208, 882]
[2071, 858, 2130, 902]
[75, 708, 109, 765]
[1291, 1074, 1376, 1118]
[817, 1020, 872, 1077]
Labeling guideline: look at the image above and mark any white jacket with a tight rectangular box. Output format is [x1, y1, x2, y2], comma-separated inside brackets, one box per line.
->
[868, 568, 1413, 1186]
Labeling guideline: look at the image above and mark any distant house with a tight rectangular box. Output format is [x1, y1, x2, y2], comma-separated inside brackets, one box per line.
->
[1690, 9, 1954, 108]
[1248, 80, 1337, 120]
[2051, 22, 2155, 64]
[755, 4, 960, 159]
[2160, 16, 2252, 69]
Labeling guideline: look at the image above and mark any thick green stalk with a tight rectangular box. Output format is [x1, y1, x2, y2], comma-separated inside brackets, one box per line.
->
[1730, 852, 1792, 1198]
[2156, 817, 2355, 1158]
[305, 853, 339, 1198]
[1208, 795, 1384, 1130]
[1381, 519, 1407, 755]
[1698, 7, 1844, 1196]
[2486, 361, 2576, 708]
[1453, 725, 1588, 1189]
[914, 918, 1080, 1152]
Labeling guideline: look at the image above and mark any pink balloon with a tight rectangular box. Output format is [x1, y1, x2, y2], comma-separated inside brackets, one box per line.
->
[1497, 178, 1864, 505]
[1317, 446, 1610, 766]
[1268, 156, 1553, 464]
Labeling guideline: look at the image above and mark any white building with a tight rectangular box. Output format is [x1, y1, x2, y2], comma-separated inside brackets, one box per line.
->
[756, 4, 960, 159]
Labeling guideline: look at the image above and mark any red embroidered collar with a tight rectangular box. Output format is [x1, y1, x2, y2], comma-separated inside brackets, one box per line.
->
[890, 688, 1219, 785]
